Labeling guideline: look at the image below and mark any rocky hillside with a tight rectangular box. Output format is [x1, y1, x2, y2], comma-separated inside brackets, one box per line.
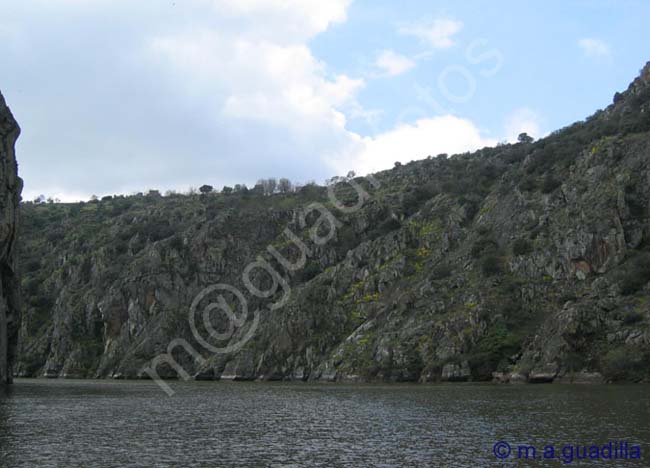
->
[17, 63, 650, 384]
[0, 91, 22, 385]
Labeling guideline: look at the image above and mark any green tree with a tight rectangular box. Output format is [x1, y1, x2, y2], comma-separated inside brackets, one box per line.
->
[199, 184, 213, 194]
[518, 132, 534, 144]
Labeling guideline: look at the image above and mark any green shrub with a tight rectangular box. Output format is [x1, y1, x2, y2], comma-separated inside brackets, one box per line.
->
[622, 310, 644, 325]
[402, 183, 440, 214]
[139, 219, 175, 242]
[520, 176, 537, 192]
[169, 235, 184, 252]
[24, 259, 41, 273]
[471, 236, 498, 258]
[470, 323, 522, 380]
[476, 226, 491, 236]
[625, 185, 646, 218]
[481, 255, 503, 276]
[46, 229, 65, 244]
[298, 261, 322, 282]
[414, 182, 439, 201]
[461, 199, 480, 223]
[619, 252, 650, 295]
[22, 277, 40, 296]
[431, 264, 452, 280]
[376, 217, 401, 235]
[541, 175, 562, 194]
[403, 263, 417, 277]
[512, 238, 533, 256]
[113, 239, 129, 256]
[402, 191, 421, 215]
[602, 346, 650, 382]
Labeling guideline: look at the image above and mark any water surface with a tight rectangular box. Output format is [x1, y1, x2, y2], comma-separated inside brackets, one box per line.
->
[0, 379, 648, 467]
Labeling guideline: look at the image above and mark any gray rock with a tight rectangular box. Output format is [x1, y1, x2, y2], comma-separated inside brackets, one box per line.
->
[0, 91, 21, 385]
[441, 361, 471, 382]
[12, 63, 650, 385]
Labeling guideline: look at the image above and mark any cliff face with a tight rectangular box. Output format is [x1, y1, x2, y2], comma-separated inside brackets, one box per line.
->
[0, 91, 22, 385]
[16, 63, 650, 384]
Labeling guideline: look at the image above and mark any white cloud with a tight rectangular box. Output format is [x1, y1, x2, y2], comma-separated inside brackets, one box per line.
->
[374, 50, 415, 77]
[399, 18, 463, 49]
[2, 0, 361, 202]
[149, 0, 362, 127]
[208, 0, 351, 42]
[578, 38, 611, 59]
[149, 28, 364, 138]
[6, 0, 502, 202]
[143, 0, 377, 194]
[504, 108, 543, 142]
[329, 115, 496, 176]
[149, 14, 492, 181]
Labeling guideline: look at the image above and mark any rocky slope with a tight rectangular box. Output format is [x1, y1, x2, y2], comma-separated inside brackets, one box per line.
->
[0, 91, 22, 385]
[16, 63, 650, 384]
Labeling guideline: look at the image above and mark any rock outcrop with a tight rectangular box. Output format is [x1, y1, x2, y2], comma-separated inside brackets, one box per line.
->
[0, 91, 22, 385]
[15, 63, 650, 384]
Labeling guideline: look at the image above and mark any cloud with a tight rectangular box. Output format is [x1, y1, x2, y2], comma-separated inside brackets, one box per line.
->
[4, 1, 500, 203]
[578, 38, 611, 59]
[149, 28, 364, 141]
[374, 50, 415, 77]
[504, 108, 543, 142]
[399, 18, 463, 49]
[6, 0, 362, 202]
[208, 0, 351, 43]
[329, 115, 496, 176]
[148, 1, 363, 127]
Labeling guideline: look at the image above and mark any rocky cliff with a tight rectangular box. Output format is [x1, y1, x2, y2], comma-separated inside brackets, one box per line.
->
[0, 91, 22, 385]
[16, 63, 650, 384]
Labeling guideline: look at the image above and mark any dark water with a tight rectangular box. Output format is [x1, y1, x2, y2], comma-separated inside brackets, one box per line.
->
[0, 380, 649, 467]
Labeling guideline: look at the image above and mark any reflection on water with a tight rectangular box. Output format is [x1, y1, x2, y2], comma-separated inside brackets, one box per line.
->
[0, 379, 649, 467]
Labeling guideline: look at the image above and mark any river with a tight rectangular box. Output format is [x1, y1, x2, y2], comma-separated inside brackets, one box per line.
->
[0, 379, 648, 467]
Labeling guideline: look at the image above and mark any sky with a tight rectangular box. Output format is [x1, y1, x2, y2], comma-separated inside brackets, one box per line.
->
[1, 0, 649, 202]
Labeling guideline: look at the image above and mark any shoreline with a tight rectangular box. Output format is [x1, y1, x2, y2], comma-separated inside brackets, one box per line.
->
[9, 373, 647, 385]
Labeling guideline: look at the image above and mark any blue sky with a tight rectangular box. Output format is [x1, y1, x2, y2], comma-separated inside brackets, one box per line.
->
[313, 0, 649, 136]
[0, 0, 648, 201]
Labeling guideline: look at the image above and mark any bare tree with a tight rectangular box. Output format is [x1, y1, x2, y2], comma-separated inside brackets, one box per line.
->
[267, 178, 277, 195]
[278, 178, 292, 193]
[256, 178, 278, 195]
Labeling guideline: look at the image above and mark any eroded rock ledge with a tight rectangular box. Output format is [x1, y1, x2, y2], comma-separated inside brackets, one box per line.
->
[0, 91, 22, 384]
